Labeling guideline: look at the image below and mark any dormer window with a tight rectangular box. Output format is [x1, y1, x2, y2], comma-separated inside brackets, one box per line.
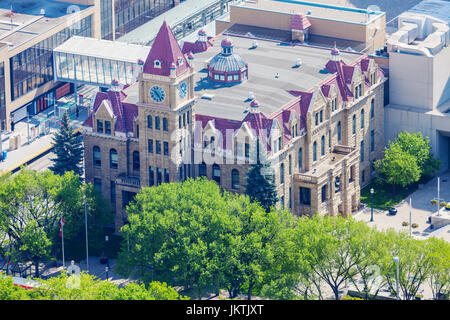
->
[178, 57, 183, 66]
[154, 60, 161, 68]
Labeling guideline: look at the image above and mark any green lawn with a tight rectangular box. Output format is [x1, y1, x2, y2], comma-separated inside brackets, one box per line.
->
[360, 180, 419, 211]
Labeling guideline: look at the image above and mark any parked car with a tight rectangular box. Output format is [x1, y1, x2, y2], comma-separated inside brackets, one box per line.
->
[389, 208, 397, 215]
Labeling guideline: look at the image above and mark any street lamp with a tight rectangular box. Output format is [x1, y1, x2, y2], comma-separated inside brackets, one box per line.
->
[105, 265, 109, 281]
[393, 256, 400, 300]
[370, 188, 374, 222]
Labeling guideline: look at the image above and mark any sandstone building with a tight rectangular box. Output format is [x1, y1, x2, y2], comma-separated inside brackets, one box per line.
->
[82, 19, 386, 230]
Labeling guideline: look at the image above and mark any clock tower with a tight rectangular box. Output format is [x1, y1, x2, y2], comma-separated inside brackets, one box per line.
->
[137, 21, 196, 187]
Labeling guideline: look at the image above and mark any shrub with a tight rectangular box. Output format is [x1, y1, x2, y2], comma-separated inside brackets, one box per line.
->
[439, 202, 447, 208]
[412, 223, 419, 228]
[430, 200, 438, 205]
[402, 221, 409, 227]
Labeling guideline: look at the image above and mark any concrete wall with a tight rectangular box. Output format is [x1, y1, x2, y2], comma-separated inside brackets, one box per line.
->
[227, 5, 386, 50]
[389, 46, 450, 111]
[384, 105, 450, 171]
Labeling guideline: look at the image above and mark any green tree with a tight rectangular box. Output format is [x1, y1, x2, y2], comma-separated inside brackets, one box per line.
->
[395, 131, 440, 177]
[0, 273, 187, 300]
[293, 216, 369, 300]
[49, 111, 84, 177]
[380, 230, 434, 300]
[245, 140, 278, 212]
[426, 237, 450, 300]
[0, 169, 112, 276]
[375, 142, 421, 193]
[117, 178, 237, 298]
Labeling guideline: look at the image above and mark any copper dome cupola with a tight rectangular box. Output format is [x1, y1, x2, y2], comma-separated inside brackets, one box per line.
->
[207, 38, 248, 84]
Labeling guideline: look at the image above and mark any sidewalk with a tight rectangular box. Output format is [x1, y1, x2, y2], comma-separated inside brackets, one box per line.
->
[353, 171, 450, 242]
[0, 86, 96, 175]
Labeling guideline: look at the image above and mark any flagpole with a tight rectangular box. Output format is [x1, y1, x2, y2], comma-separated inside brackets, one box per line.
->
[409, 197, 412, 237]
[61, 217, 65, 269]
[85, 193, 89, 272]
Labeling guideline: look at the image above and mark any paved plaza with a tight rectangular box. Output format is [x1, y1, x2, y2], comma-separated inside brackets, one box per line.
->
[354, 171, 450, 242]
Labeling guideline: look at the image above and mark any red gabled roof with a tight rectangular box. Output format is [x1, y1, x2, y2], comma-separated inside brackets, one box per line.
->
[143, 21, 190, 76]
[83, 89, 138, 134]
[290, 13, 312, 31]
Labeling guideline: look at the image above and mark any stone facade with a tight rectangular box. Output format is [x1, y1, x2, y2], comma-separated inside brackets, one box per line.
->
[82, 22, 387, 231]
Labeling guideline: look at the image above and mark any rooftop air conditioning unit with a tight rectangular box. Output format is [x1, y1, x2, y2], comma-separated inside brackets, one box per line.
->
[40, 9, 45, 15]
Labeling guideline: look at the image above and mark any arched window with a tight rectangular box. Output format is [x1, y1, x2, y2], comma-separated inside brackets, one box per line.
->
[361, 109, 365, 129]
[352, 115, 356, 134]
[212, 164, 221, 184]
[280, 163, 284, 184]
[370, 99, 375, 119]
[110, 149, 118, 169]
[155, 116, 160, 130]
[232, 169, 240, 190]
[337, 121, 341, 142]
[93, 146, 101, 167]
[199, 162, 207, 177]
[321, 135, 325, 156]
[313, 141, 317, 162]
[132, 151, 140, 171]
[298, 148, 302, 169]
[163, 117, 169, 131]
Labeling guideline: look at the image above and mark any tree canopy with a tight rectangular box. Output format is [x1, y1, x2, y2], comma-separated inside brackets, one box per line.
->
[0, 169, 113, 277]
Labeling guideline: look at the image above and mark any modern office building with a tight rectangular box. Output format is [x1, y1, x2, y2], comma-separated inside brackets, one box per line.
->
[384, 0, 450, 171]
[82, 20, 386, 230]
[0, 0, 178, 131]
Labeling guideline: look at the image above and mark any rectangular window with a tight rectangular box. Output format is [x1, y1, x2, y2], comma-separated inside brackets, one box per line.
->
[320, 110, 323, 122]
[156, 140, 161, 154]
[278, 137, 282, 152]
[111, 181, 116, 206]
[315, 113, 319, 126]
[147, 115, 153, 129]
[148, 139, 153, 153]
[164, 141, 169, 156]
[299, 187, 311, 206]
[105, 121, 111, 135]
[360, 140, 364, 162]
[94, 178, 102, 193]
[149, 166, 154, 186]
[183, 113, 186, 127]
[280, 196, 285, 208]
[155, 117, 160, 130]
[245, 143, 250, 158]
[321, 185, 327, 203]
[370, 130, 375, 152]
[156, 167, 162, 185]
[164, 168, 170, 183]
[97, 120, 103, 133]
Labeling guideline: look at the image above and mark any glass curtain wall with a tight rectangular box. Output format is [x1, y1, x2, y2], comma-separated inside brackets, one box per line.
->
[101, 0, 114, 40]
[55, 52, 137, 87]
[114, 0, 175, 38]
[9, 16, 92, 101]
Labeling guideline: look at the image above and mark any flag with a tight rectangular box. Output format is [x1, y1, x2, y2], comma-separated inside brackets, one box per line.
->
[59, 217, 65, 237]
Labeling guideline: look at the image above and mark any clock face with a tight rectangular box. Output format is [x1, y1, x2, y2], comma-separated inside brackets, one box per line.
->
[179, 81, 188, 99]
[149, 86, 166, 103]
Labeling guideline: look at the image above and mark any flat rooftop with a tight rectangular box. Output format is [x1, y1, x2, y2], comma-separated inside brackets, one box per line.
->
[54, 36, 151, 63]
[0, 1, 90, 51]
[409, 0, 450, 25]
[0, 0, 89, 18]
[234, 0, 384, 25]
[118, 0, 220, 45]
[190, 32, 360, 120]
